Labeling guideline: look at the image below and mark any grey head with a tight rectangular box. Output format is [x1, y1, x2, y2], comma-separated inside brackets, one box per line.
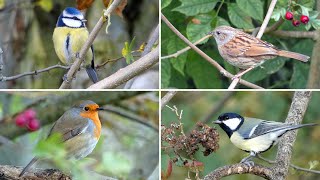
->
[208, 26, 239, 46]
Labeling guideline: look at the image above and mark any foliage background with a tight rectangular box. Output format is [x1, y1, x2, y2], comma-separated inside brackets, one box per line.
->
[0, 0, 158, 89]
[161, 91, 320, 179]
[161, 0, 316, 89]
[0, 91, 159, 179]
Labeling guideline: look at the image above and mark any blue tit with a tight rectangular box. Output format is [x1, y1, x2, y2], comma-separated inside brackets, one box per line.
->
[214, 112, 317, 163]
[52, 7, 98, 83]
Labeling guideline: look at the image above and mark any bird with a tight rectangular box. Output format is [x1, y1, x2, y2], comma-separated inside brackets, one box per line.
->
[19, 100, 104, 177]
[52, 7, 98, 83]
[213, 112, 317, 164]
[208, 26, 310, 79]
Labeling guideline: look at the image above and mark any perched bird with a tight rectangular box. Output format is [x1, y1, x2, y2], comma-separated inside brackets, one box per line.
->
[52, 7, 98, 83]
[19, 100, 104, 177]
[214, 112, 317, 163]
[208, 26, 309, 78]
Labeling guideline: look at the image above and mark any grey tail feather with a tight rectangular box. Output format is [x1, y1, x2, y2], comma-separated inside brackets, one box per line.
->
[19, 157, 38, 177]
[86, 65, 98, 83]
[282, 123, 317, 132]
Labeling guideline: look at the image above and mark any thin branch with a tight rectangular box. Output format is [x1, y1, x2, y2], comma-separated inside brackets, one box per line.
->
[101, 105, 158, 132]
[161, 35, 210, 59]
[0, 64, 69, 81]
[87, 47, 159, 89]
[270, 30, 317, 39]
[161, 91, 177, 110]
[142, 23, 159, 56]
[96, 53, 141, 69]
[59, 0, 122, 89]
[256, 0, 278, 38]
[161, 13, 263, 89]
[257, 155, 320, 174]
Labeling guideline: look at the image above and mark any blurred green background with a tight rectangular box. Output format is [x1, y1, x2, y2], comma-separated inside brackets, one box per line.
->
[0, 91, 159, 180]
[161, 91, 320, 179]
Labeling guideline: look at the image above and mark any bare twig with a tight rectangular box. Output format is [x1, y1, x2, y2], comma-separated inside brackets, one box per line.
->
[161, 13, 263, 89]
[161, 91, 177, 110]
[59, 0, 122, 89]
[101, 105, 158, 131]
[87, 47, 159, 89]
[161, 35, 210, 59]
[270, 30, 316, 39]
[142, 23, 159, 56]
[0, 64, 69, 81]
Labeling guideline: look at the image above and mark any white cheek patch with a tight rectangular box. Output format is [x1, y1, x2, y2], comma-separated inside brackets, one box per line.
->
[223, 118, 241, 130]
[62, 18, 82, 28]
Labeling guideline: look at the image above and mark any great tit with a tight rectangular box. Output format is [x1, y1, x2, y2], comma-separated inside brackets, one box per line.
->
[214, 112, 317, 163]
[52, 7, 98, 83]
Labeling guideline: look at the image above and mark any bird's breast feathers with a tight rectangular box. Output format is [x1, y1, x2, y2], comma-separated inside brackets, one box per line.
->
[230, 132, 277, 153]
[53, 27, 91, 65]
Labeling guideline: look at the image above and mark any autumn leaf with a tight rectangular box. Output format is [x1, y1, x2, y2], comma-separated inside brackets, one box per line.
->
[76, 0, 95, 10]
[103, 0, 127, 18]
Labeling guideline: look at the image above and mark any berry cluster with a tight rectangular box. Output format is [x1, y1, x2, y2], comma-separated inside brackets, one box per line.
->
[285, 11, 309, 27]
[15, 109, 40, 131]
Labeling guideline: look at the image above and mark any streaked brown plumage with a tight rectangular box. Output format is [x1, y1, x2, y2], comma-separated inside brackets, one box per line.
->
[209, 26, 309, 70]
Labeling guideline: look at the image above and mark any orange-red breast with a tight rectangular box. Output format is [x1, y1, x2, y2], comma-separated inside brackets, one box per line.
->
[19, 100, 103, 177]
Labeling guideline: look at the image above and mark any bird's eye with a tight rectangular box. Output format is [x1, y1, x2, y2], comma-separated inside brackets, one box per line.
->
[216, 31, 221, 35]
[225, 116, 229, 120]
[84, 107, 89, 111]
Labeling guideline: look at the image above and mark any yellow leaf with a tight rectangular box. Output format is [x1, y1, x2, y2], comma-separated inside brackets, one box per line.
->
[36, 0, 53, 12]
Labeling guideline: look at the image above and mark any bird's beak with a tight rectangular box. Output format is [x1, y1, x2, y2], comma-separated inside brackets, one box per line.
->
[97, 107, 105, 111]
[82, 19, 87, 22]
[207, 31, 214, 36]
[213, 120, 222, 124]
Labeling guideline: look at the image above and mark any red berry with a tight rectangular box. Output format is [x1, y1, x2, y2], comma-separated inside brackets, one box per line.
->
[292, 20, 300, 27]
[285, 11, 294, 20]
[300, 15, 309, 24]
[15, 114, 28, 127]
[23, 109, 36, 120]
[27, 119, 40, 131]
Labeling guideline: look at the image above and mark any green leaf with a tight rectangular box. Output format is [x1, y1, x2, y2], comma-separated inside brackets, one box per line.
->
[236, 0, 264, 21]
[271, 8, 286, 21]
[173, 0, 218, 16]
[122, 37, 136, 64]
[167, 35, 187, 75]
[161, 0, 173, 9]
[36, 0, 53, 12]
[187, 14, 212, 44]
[290, 61, 309, 88]
[216, 17, 230, 27]
[186, 51, 222, 88]
[228, 3, 254, 29]
[161, 60, 171, 88]
[242, 57, 286, 82]
[311, 19, 320, 29]
[168, 68, 189, 88]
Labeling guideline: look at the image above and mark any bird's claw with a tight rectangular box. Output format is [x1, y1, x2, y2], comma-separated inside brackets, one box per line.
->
[241, 160, 255, 167]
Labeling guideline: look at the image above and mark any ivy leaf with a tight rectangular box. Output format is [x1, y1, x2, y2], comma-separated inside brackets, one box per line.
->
[173, 0, 218, 16]
[122, 37, 136, 64]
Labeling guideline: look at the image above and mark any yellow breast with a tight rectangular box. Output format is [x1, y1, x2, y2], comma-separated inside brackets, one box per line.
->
[52, 27, 92, 65]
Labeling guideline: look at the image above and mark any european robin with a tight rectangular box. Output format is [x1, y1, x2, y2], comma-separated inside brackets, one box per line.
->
[19, 100, 104, 177]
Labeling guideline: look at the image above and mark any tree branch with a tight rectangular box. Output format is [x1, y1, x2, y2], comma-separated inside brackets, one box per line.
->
[161, 91, 177, 110]
[59, 0, 122, 89]
[87, 47, 159, 89]
[270, 30, 316, 39]
[272, 91, 312, 179]
[161, 13, 263, 89]
[204, 163, 273, 180]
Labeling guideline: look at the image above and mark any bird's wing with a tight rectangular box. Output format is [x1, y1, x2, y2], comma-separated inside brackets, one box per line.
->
[47, 112, 92, 142]
[224, 32, 278, 57]
[246, 120, 287, 139]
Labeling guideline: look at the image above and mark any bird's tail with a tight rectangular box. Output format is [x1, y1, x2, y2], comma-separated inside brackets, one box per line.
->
[86, 66, 98, 83]
[19, 157, 38, 177]
[278, 50, 310, 62]
[283, 123, 317, 132]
